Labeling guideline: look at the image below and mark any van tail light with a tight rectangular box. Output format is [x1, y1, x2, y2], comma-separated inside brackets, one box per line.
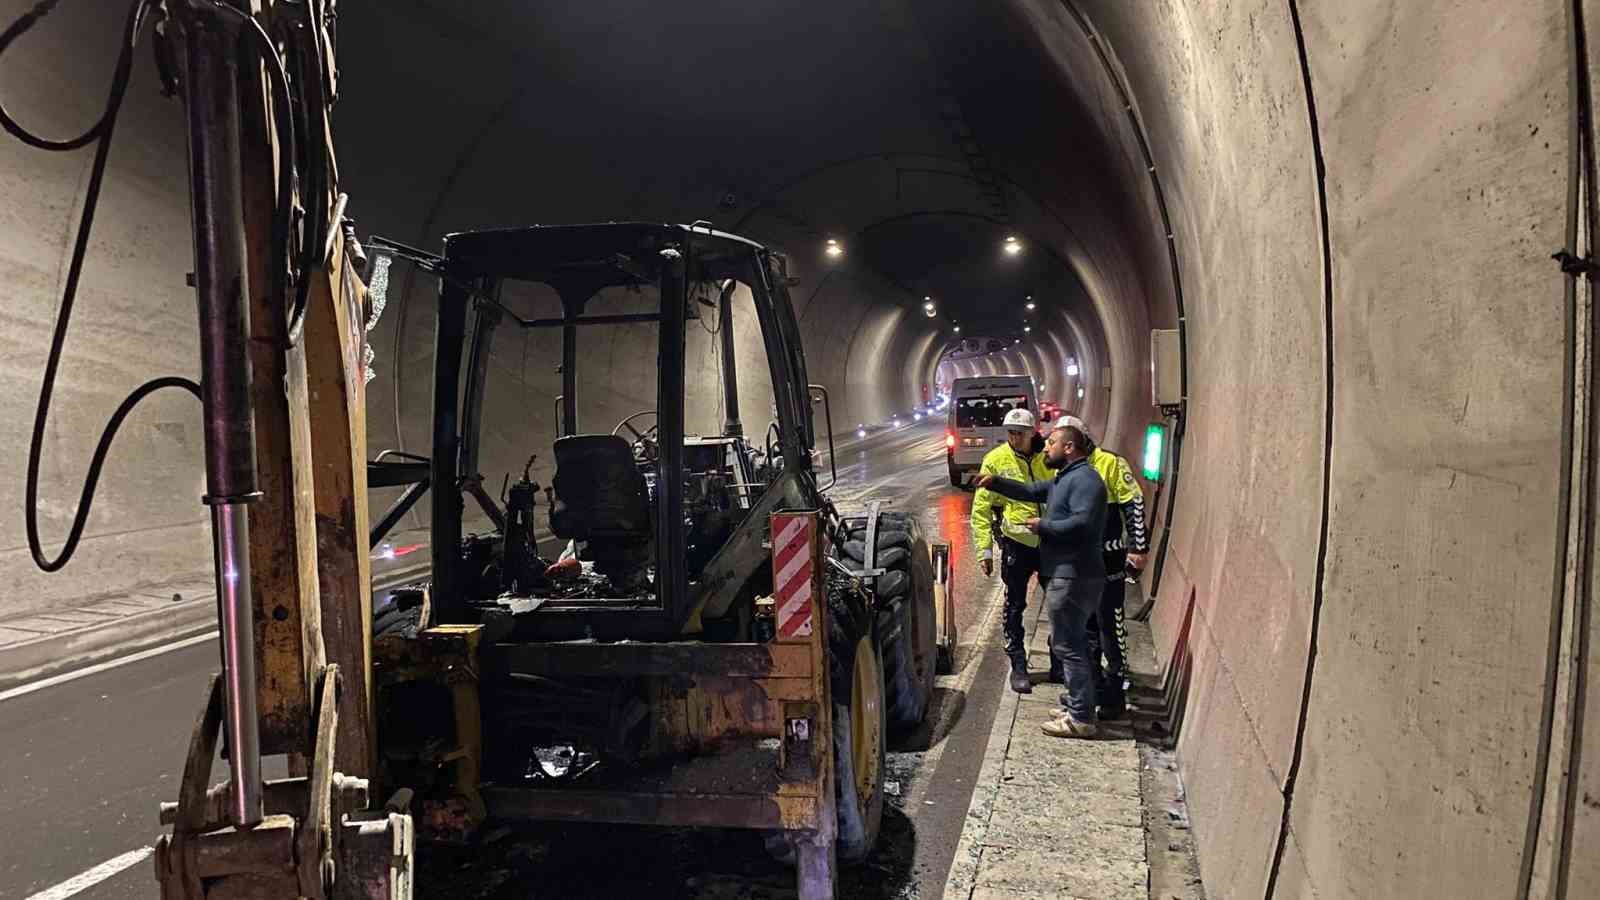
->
[945, 431, 956, 450]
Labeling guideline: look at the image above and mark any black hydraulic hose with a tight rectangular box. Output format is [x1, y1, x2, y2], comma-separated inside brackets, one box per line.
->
[3, 0, 206, 571]
[0, 0, 142, 151]
[210, 0, 299, 348]
[281, 6, 330, 348]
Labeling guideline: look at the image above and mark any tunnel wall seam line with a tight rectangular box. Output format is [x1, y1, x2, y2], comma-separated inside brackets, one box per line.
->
[1053, 0, 1191, 611]
[1262, 1, 1336, 897]
[1552, 0, 1598, 895]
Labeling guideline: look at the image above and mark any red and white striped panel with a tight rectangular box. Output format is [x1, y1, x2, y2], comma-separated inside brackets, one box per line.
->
[771, 513, 817, 640]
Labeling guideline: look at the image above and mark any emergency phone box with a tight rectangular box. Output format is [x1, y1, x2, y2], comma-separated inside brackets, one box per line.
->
[1151, 329, 1181, 407]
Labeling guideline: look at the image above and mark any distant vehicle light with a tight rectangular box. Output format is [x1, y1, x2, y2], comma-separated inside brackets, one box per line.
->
[857, 428, 867, 439]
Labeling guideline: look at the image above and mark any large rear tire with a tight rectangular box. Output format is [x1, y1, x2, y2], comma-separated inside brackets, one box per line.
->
[948, 458, 963, 487]
[827, 577, 886, 862]
[840, 513, 935, 730]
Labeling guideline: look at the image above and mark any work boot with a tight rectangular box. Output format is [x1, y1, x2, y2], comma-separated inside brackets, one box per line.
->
[1009, 660, 1033, 694]
[1041, 711, 1097, 739]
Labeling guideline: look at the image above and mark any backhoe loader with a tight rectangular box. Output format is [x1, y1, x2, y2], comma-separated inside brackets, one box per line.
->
[4, 1, 955, 895]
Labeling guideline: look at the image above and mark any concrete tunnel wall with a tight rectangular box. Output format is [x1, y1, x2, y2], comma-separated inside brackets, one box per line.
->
[0, 0, 210, 617]
[1029, 0, 1593, 897]
[2, 0, 1598, 898]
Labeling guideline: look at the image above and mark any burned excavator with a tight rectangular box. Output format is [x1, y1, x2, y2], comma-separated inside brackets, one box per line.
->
[5, 1, 955, 897]
[362, 222, 957, 891]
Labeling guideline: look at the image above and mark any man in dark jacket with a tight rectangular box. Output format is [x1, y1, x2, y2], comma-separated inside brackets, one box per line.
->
[977, 423, 1107, 738]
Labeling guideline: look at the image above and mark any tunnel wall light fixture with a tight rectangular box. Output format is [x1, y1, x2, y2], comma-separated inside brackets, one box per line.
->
[825, 238, 843, 258]
[1003, 235, 1022, 255]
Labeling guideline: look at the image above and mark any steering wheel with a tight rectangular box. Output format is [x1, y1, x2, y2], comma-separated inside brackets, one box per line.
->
[613, 410, 660, 463]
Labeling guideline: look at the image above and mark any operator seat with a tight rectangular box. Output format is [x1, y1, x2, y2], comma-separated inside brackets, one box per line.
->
[549, 435, 652, 583]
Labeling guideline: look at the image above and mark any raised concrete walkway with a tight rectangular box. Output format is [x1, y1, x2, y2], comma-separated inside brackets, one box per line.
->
[944, 591, 1150, 900]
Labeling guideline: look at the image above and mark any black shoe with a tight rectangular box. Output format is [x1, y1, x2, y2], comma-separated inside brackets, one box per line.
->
[1010, 662, 1033, 694]
[1098, 704, 1129, 722]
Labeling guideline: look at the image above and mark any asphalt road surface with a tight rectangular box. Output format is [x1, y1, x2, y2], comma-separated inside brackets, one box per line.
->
[1, 420, 1010, 899]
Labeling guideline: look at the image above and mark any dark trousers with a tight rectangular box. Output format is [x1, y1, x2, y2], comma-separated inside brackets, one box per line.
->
[1085, 575, 1128, 711]
[999, 538, 1040, 666]
[1044, 576, 1103, 722]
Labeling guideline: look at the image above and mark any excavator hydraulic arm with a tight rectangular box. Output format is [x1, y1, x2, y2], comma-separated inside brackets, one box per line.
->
[112, 1, 408, 896]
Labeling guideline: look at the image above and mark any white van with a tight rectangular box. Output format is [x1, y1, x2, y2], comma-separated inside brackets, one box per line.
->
[945, 375, 1038, 486]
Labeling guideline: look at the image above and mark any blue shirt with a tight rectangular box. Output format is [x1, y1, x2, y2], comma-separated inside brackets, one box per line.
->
[987, 456, 1108, 580]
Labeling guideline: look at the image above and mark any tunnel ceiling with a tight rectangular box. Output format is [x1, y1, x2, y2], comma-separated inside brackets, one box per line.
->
[350, 0, 1144, 342]
[853, 213, 1085, 334]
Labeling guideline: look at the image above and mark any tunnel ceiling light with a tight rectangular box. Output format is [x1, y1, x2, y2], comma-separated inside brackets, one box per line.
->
[923, 299, 937, 317]
[1077, 386, 1085, 398]
[1025, 301, 1036, 311]
[1003, 235, 1022, 256]
[1023, 325, 1032, 333]
[952, 325, 961, 332]
[1066, 363, 1080, 376]
[825, 238, 843, 258]
[1142, 424, 1166, 481]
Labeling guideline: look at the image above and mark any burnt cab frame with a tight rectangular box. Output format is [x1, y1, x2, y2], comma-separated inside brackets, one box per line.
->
[425, 223, 816, 638]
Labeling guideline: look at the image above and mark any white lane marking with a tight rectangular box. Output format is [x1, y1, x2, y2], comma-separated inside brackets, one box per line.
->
[901, 579, 1006, 811]
[27, 846, 153, 900]
[2, 566, 433, 703]
[0, 631, 219, 704]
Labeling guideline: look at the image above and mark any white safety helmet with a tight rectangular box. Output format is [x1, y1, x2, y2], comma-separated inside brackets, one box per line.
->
[1002, 408, 1036, 431]
[1058, 415, 1093, 444]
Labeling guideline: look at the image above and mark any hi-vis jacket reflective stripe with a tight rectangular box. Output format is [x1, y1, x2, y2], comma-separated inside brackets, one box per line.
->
[1086, 447, 1149, 583]
[971, 442, 1054, 556]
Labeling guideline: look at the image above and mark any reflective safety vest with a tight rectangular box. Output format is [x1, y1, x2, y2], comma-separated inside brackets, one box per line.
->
[971, 442, 1054, 556]
[1086, 446, 1149, 575]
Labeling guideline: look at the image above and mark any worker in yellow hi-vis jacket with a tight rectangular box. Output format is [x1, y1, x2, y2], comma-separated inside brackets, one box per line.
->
[971, 408, 1056, 693]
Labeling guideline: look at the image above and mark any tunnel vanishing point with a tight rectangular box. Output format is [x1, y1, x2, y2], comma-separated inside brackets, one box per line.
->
[3, 1, 1600, 897]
